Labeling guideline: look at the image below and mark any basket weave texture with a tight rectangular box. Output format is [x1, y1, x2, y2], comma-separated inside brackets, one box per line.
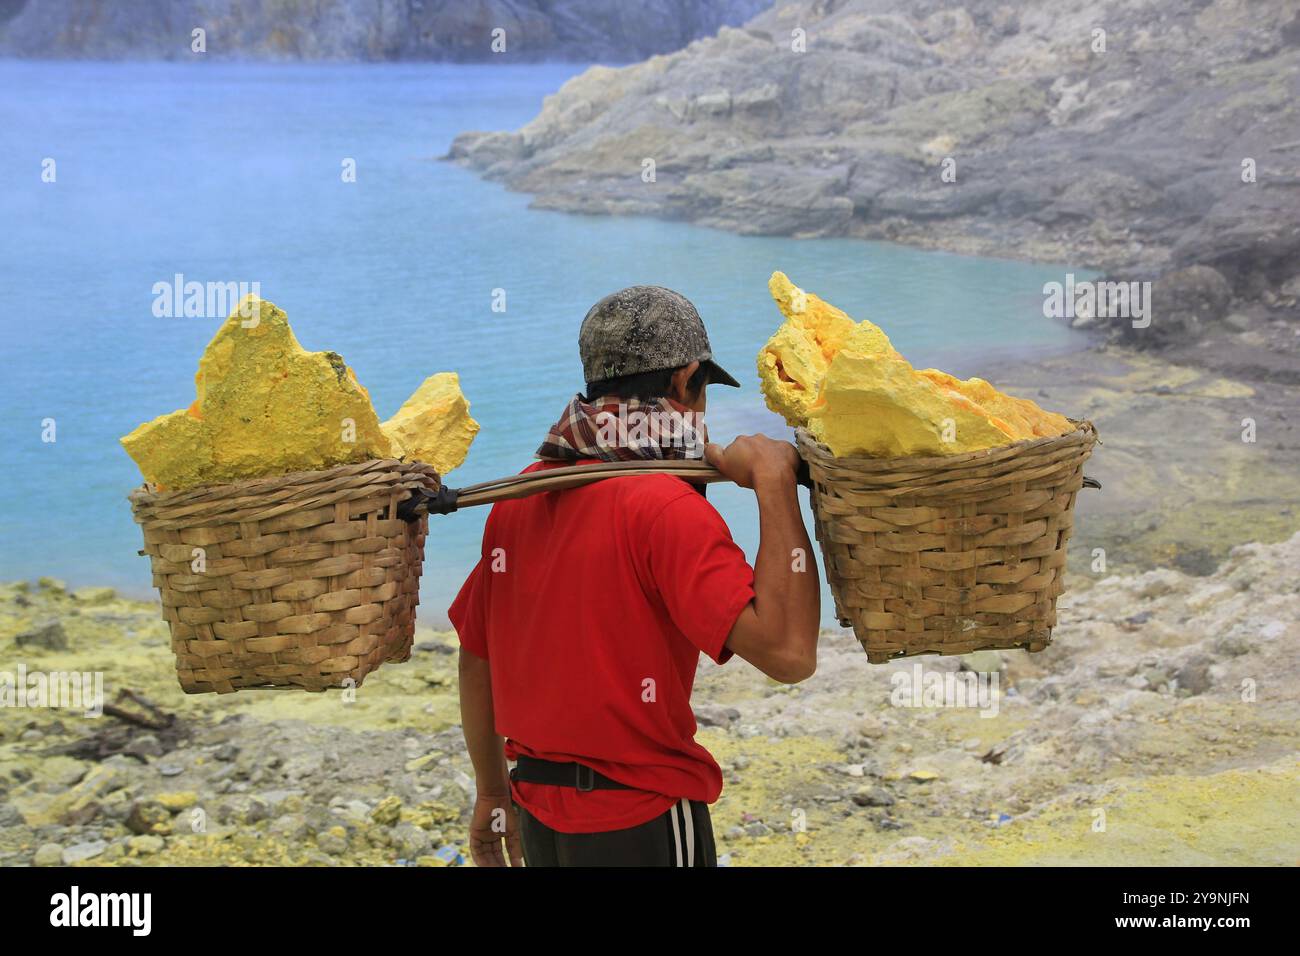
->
[797, 422, 1097, 663]
[128, 459, 438, 694]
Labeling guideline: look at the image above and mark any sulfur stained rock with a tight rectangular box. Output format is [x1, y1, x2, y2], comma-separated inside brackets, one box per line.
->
[121, 297, 394, 490]
[758, 272, 1073, 458]
[380, 373, 479, 475]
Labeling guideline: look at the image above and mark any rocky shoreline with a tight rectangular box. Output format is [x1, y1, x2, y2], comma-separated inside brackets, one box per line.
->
[983, 343, 1300, 578]
[447, 0, 1300, 364]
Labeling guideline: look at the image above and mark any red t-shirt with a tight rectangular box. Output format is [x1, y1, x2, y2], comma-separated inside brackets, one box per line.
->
[448, 459, 755, 834]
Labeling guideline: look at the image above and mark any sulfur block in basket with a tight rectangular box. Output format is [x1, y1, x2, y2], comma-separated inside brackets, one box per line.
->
[380, 372, 480, 476]
[120, 296, 478, 490]
[121, 297, 394, 490]
[758, 271, 869, 425]
[122, 297, 480, 694]
[757, 271, 1072, 458]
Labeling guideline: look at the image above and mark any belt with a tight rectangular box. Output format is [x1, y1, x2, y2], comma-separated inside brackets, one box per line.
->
[510, 755, 632, 792]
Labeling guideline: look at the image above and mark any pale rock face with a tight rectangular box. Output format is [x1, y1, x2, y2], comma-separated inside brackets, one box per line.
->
[757, 271, 1073, 458]
[121, 297, 477, 490]
[380, 373, 479, 476]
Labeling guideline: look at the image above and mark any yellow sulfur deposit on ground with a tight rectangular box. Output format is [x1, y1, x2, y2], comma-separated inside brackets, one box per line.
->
[121, 297, 477, 490]
[758, 272, 1073, 458]
[380, 372, 480, 476]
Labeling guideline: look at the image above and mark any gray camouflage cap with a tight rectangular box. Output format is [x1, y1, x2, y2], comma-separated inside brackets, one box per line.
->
[578, 285, 741, 388]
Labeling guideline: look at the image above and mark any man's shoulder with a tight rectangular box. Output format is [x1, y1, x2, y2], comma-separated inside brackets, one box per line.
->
[607, 474, 723, 528]
[499, 461, 718, 523]
[563, 468, 714, 521]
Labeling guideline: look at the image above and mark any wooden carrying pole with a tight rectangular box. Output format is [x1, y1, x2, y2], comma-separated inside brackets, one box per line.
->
[451, 459, 730, 509]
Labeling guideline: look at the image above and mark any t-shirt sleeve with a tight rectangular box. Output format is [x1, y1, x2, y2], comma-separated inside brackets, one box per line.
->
[646, 490, 755, 666]
[448, 555, 490, 659]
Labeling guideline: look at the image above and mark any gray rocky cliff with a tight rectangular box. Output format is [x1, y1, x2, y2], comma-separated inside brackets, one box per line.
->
[0, 0, 772, 62]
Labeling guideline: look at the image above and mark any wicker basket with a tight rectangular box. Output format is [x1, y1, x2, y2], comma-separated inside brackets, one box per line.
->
[797, 422, 1097, 663]
[129, 459, 440, 694]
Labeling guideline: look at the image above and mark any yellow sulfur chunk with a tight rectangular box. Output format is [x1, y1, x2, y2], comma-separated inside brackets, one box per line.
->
[118, 409, 215, 491]
[757, 272, 1074, 458]
[121, 297, 394, 490]
[916, 370, 1073, 438]
[193, 298, 394, 477]
[758, 271, 875, 426]
[380, 372, 479, 475]
[806, 330, 1017, 458]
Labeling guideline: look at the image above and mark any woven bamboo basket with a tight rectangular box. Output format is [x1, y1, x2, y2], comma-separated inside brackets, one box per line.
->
[797, 422, 1098, 663]
[128, 459, 439, 694]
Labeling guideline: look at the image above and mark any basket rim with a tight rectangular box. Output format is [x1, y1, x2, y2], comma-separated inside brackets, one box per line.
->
[128, 457, 439, 508]
[795, 419, 1096, 472]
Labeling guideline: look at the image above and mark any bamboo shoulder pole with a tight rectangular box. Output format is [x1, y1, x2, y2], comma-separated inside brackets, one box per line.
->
[453, 460, 727, 509]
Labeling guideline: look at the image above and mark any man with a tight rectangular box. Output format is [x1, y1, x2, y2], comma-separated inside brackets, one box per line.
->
[450, 285, 820, 867]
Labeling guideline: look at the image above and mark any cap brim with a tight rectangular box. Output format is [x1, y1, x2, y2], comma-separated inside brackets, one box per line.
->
[702, 358, 742, 388]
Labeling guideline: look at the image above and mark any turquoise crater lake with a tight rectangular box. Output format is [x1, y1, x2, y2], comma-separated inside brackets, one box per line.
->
[0, 60, 1092, 626]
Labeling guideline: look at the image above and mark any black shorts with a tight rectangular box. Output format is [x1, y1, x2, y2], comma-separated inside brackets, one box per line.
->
[516, 797, 718, 867]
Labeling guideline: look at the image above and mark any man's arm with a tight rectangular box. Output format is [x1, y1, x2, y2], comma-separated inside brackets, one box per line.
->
[458, 649, 522, 866]
[705, 435, 820, 683]
[459, 650, 509, 793]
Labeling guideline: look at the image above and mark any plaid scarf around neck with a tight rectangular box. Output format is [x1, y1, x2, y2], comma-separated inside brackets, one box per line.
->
[536, 394, 707, 462]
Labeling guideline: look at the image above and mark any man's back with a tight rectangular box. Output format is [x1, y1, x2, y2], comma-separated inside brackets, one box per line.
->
[455, 283, 818, 866]
[449, 461, 754, 833]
